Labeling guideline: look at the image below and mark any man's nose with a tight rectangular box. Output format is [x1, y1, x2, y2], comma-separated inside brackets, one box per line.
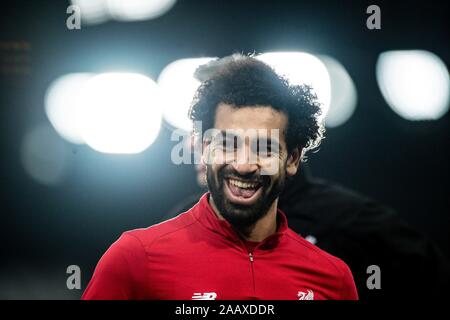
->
[231, 162, 259, 176]
[230, 145, 259, 175]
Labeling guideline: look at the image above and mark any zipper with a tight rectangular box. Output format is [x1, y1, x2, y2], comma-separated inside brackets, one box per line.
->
[248, 252, 256, 295]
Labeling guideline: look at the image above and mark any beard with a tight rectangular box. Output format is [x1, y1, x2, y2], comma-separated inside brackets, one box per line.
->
[206, 164, 286, 229]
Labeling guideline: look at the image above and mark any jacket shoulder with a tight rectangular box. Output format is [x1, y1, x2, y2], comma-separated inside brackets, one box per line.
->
[123, 209, 199, 249]
[285, 228, 358, 299]
[285, 228, 351, 277]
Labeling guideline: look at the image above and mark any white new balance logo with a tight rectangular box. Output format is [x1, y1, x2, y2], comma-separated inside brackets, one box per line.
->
[192, 292, 217, 300]
[298, 289, 314, 300]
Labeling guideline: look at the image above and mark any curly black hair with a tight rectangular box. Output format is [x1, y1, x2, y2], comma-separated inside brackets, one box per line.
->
[188, 54, 325, 159]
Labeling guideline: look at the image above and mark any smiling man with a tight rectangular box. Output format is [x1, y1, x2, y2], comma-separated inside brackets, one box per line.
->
[82, 54, 358, 300]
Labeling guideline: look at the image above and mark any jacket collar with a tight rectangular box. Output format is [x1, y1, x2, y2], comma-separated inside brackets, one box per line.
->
[193, 192, 289, 250]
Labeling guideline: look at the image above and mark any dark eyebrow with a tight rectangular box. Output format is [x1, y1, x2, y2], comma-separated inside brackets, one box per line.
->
[220, 130, 238, 138]
[210, 130, 230, 140]
[220, 131, 242, 142]
[260, 137, 280, 150]
[215, 130, 281, 151]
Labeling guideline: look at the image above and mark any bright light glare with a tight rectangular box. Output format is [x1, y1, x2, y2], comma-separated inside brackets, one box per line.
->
[258, 52, 331, 119]
[71, 0, 177, 24]
[79, 73, 162, 154]
[376, 50, 449, 120]
[107, 0, 177, 21]
[318, 55, 357, 128]
[70, 0, 109, 25]
[45, 73, 94, 144]
[158, 57, 216, 131]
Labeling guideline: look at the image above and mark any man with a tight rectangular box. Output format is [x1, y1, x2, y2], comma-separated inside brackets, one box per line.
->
[82, 55, 358, 300]
[164, 54, 450, 300]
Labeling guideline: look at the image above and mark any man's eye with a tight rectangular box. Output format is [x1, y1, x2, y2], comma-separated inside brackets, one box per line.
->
[255, 142, 272, 156]
[222, 138, 238, 150]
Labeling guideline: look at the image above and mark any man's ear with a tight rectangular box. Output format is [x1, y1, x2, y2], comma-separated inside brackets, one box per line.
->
[286, 147, 302, 177]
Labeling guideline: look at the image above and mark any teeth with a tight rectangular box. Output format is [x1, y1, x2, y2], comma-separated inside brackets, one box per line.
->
[228, 179, 258, 189]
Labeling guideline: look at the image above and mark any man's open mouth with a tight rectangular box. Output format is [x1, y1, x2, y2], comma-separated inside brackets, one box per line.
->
[223, 178, 263, 205]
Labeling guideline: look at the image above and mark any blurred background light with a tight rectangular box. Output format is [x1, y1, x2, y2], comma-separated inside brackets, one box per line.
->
[257, 52, 331, 120]
[107, 0, 177, 21]
[45, 73, 94, 144]
[318, 55, 358, 128]
[79, 72, 162, 154]
[70, 0, 110, 25]
[20, 124, 70, 186]
[70, 0, 177, 24]
[158, 57, 216, 132]
[376, 50, 450, 121]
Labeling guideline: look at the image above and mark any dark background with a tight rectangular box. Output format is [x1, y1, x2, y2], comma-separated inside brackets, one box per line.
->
[0, 0, 448, 299]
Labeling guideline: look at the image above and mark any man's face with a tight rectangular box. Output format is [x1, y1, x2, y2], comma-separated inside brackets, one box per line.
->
[204, 103, 300, 228]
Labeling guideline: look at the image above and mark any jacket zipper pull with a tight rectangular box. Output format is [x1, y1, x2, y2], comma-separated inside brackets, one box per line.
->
[249, 252, 254, 262]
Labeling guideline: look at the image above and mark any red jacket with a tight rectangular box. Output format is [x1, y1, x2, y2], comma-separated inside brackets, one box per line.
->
[82, 193, 358, 300]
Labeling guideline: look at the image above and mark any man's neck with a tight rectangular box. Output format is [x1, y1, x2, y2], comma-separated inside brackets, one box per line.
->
[209, 196, 279, 242]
